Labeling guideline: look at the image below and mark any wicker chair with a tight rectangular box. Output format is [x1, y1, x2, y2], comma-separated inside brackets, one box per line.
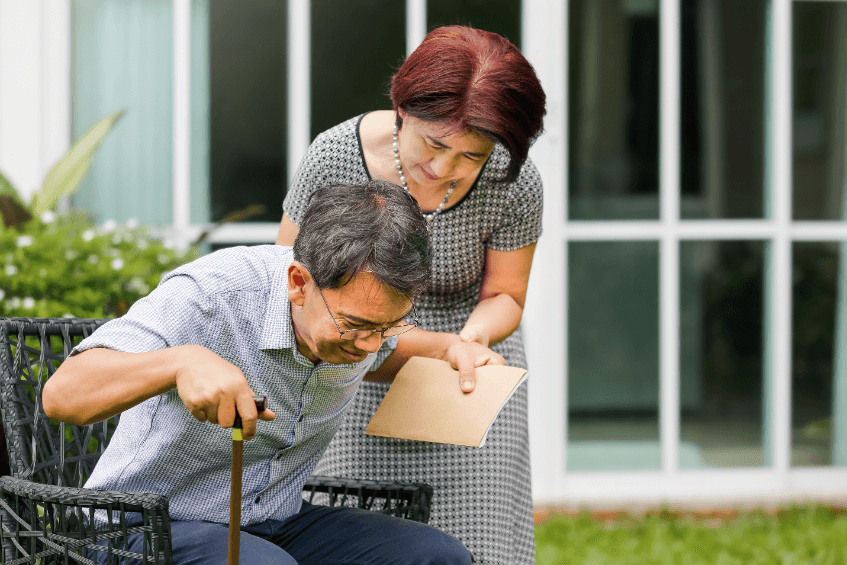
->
[0, 317, 432, 564]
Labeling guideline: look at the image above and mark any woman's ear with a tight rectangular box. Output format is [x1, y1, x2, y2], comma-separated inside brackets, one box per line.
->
[288, 261, 310, 306]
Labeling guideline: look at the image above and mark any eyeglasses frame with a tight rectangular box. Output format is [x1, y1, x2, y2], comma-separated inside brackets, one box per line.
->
[313, 280, 418, 340]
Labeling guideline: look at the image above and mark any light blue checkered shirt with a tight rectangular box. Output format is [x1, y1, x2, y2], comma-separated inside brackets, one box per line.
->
[74, 245, 395, 525]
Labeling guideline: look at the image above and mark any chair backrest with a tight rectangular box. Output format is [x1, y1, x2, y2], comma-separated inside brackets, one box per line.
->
[0, 317, 115, 488]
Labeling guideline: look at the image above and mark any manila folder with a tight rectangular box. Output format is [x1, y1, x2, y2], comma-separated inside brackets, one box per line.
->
[365, 356, 528, 448]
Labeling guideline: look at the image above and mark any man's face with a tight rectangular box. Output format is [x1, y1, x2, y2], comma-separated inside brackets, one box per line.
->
[288, 263, 413, 365]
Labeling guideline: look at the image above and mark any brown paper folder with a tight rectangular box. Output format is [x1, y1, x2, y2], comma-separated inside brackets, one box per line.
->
[365, 356, 528, 447]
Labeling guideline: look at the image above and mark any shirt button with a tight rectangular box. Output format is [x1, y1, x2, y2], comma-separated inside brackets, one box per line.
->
[254, 496, 261, 504]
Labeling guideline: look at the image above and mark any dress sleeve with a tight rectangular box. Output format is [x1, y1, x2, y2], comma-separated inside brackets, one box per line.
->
[283, 133, 331, 226]
[486, 158, 544, 252]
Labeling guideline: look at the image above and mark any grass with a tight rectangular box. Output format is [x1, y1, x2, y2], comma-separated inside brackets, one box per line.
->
[535, 506, 847, 565]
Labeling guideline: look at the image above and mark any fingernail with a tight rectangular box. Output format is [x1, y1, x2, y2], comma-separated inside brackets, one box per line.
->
[462, 381, 472, 391]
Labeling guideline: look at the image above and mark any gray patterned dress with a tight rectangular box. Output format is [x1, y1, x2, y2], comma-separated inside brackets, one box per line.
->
[283, 114, 543, 564]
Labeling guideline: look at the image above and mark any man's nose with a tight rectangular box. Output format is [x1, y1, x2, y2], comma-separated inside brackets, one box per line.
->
[354, 331, 383, 353]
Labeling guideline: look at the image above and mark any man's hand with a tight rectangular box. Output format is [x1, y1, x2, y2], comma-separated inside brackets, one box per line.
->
[445, 340, 505, 393]
[174, 345, 275, 440]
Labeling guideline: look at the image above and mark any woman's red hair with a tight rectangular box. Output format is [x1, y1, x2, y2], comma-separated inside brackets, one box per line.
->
[391, 26, 546, 183]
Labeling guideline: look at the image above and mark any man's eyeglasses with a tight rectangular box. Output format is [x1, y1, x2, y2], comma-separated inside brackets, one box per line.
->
[314, 283, 418, 341]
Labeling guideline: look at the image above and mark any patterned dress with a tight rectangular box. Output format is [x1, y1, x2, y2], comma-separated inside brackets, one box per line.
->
[283, 114, 543, 564]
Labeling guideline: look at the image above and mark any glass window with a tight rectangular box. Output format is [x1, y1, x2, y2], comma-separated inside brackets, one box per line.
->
[791, 242, 845, 467]
[568, 0, 660, 220]
[427, 0, 521, 49]
[209, 0, 286, 223]
[310, 0, 405, 139]
[679, 240, 766, 468]
[568, 241, 660, 471]
[792, 1, 847, 221]
[679, 0, 767, 219]
[72, 0, 174, 226]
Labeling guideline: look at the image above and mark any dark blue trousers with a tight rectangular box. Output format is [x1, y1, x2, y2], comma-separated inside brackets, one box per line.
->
[93, 501, 472, 564]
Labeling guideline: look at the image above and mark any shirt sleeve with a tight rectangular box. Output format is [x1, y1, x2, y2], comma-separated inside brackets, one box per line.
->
[72, 273, 211, 355]
[486, 158, 544, 252]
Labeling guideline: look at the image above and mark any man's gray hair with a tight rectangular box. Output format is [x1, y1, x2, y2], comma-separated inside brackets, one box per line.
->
[293, 180, 432, 297]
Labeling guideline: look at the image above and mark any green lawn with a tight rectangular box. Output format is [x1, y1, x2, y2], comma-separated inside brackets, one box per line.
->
[535, 506, 847, 565]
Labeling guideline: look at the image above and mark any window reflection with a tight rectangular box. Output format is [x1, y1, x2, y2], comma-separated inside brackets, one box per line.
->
[568, 0, 659, 220]
[680, 0, 766, 219]
[680, 240, 765, 468]
[568, 241, 660, 470]
[792, 1, 847, 221]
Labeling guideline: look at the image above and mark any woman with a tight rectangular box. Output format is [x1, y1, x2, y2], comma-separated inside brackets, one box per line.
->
[277, 26, 546, 564]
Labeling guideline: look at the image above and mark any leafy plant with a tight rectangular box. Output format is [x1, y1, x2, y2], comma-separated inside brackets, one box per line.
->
[0, 111, 195, 318]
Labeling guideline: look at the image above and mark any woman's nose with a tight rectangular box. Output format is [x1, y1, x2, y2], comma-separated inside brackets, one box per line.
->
[429, 153, 454, 177]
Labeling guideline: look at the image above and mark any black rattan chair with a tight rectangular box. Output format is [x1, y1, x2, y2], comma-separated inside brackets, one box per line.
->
[0, 317, 432, 564]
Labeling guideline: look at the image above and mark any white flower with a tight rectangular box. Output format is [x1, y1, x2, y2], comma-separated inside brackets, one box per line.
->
[125, 218, 139, 229]
[82, 229, 95, 242]
[111, 258, 124, 270]
[8, 297, 21, 309]
[157, 254, 171, 265]
[41, 210, 56, 224]
[22, 297, 35, 309]
[5, 265, 17, 276]
[0, 289, 5, 300]
[101, 220, 118, 233]
[16, 235, 33, 248]
[62, 313, 74, 318]
[136, 239, 149, 250]
[87, 254, 99, 264]
[64, 250, 78, 261]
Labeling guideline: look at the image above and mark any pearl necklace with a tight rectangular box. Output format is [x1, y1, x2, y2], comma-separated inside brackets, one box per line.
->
[393, 125, 456, 221]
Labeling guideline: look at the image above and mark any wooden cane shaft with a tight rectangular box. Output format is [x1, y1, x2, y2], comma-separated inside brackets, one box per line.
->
[228, 436, 243, 565]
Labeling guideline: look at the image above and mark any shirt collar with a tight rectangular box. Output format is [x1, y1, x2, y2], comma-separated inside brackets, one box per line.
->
[258, 249, 297, 351]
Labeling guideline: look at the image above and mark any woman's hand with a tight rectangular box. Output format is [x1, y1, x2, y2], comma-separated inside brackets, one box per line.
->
[446, 340, 505, 392]
[459, 325, 490, 347]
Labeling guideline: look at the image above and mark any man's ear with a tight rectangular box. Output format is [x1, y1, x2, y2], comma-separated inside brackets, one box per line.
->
[288, 261, 310, 306]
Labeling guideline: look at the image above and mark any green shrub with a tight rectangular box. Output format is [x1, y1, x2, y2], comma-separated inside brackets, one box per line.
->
[0, 211, 195, 319]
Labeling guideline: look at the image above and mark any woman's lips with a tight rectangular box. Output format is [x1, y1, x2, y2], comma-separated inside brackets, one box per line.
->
[421, 167, 439, 181]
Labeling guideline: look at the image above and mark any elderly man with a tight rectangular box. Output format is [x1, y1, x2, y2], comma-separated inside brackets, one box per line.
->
[44, 180, 500, 565]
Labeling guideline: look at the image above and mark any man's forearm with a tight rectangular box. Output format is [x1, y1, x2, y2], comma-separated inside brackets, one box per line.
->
[42, 345, 192, 426]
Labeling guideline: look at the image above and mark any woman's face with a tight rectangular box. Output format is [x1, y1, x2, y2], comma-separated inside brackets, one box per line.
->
[396, 112, 495, 191]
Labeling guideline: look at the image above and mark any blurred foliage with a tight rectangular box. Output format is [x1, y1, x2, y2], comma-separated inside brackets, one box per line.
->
[0, 110, 196, 319]
[535, 506, 847, 565]
[0, 211, 194, 318]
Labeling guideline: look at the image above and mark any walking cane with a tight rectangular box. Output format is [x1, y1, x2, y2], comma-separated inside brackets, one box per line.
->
[228, 395, 267, 565]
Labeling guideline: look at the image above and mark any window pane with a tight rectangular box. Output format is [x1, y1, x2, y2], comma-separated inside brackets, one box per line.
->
[311, 0, 405, 138]
[568, 0, 659, 221]
[679, 0, 767, 219]
[791, 242, 847, 467]
[209, 0, 286, 223]
[72, 0, 174, 226]
[792, 2, 847, 221]
[680, 240, 765, 468]
[427, 0, 521, 49]
[568, 241, 660, 471]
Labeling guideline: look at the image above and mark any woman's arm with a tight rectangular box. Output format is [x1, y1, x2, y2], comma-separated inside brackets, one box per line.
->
[276, 212, 299, 245]
[459, 242, 536, 347]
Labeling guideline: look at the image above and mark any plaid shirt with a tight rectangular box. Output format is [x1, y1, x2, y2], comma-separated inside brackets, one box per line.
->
[75, 245, 395, 525]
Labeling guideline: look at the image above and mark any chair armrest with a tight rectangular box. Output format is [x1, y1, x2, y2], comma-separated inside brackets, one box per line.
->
[0, 475, 172, 564]
[0, 475, 169, 511]
[303, 475, 433, 524]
